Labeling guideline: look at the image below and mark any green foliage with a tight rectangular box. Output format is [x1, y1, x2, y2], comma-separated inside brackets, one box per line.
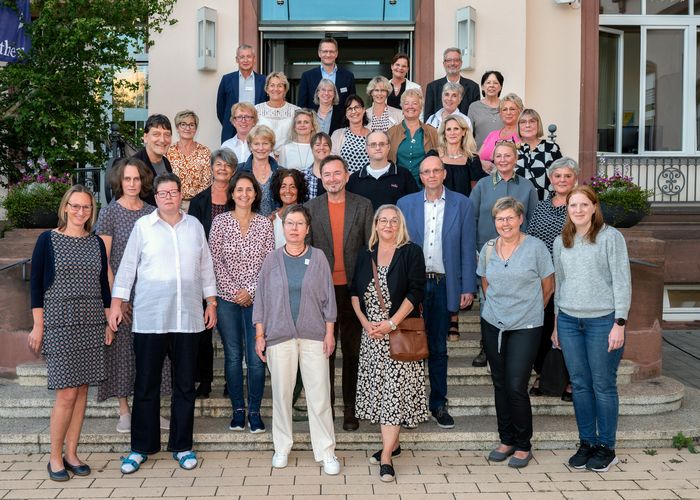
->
[587, 173, 654, 214]
[672, 431, 698, 453]
[643, 448, 657, 456]
[1, 167, 71, 227]
[0, 0, 177, 185]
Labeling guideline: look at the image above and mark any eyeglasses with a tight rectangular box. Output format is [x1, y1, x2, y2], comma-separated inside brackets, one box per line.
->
[419, 168, 444, 177]
[495, 139, 515, 145]
[283, 220, 308, 228]
[346, 105, 363, 112]
[178, 122, 196, 129]
[368, 142, 388, 149]
[495, 216, 518, 224]
[443, 58, 461, 64]
[66, 202, 93, 213]
[234, 115, 255, 121]
[377, 217, 400, 226]
[156, 189, 180, 199]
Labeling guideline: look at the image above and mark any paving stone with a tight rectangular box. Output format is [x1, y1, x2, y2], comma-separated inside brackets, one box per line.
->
[55, 488, 112, 498]
[425, 482, 480, 493]
[636, 479, 697, 489]
[562, 491, 623, 499]
[529, 481, 586, 491]
[477, 481, 533, 492]
[162, 486, 217, 496]
[674, 490, 700, 499]
[582, 480, 641, 490]
[618, 490, 681, 499]
[319, 483, 373, 494]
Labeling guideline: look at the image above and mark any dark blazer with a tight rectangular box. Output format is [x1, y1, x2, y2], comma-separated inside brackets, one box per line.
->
[187, 186, 215, 239]
[132, 148, 172, 206]
[397, 187, 477, 312]
[304, 190, 373, 283]
[298, 66, 356, 110]
[216, 70, 267, 142]
[350, 242, 426, 319]
[423, 76, 480, 119]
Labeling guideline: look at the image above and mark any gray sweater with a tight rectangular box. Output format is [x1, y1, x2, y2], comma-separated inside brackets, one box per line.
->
[552, 225, 631, 319]
[252, 246, 337, 347]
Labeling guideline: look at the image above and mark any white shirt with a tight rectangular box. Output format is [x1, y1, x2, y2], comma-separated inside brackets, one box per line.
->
[367, 163, 391, 179]
[425, 108, 472, 130]
[423, 188, 446, 274]
[278, 142, 312, 170]
[221, 135, 250, 164]
[113, 210, 217, 333]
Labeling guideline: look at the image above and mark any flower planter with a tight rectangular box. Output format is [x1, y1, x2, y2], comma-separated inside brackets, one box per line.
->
[24, 208, 59, 229]
[600, 201, 648, 228]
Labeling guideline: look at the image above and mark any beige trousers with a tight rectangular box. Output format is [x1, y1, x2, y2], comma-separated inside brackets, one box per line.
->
[267, 338, 336, 461]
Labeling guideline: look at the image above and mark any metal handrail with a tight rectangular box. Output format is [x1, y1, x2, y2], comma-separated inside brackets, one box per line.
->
[0, 257, 31, 280]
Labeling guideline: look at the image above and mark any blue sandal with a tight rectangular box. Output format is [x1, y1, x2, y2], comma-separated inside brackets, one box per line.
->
[120, 452, 147, 474]
[173, 451, 197, 470]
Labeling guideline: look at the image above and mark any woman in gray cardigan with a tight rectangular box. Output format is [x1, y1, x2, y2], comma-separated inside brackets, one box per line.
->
[253, 204, 340, 476]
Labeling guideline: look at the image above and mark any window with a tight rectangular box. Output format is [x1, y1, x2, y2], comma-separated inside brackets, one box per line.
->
[599, 10, 699, 154]
[664, 285, 700, 321]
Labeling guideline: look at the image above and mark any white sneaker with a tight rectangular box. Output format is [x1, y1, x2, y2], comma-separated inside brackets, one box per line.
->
[322, 456, 340, 475]
[116, 413, 131, 433]
[160, 416, 170, 430]
[271, 453, 288, 468]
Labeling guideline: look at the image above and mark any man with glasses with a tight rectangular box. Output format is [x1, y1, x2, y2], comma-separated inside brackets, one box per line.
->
[132, 114, 173, 205]
[305, 155, 373, 431]
[298, 38, 356, 110]
[109, 172, 217, 475]
[217, 44, 267, 142]
[346, 130, 419, 210]
[221, 102, 258, 163]
[423, 47, 480, 119]
[397, 155, 477, 429]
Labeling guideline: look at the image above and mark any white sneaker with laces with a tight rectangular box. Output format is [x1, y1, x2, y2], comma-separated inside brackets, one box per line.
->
[271, 453, 288, 468]
[322, 456, 340, 475]
[116, 413, 131, 433]
[160, 416, 170, 430]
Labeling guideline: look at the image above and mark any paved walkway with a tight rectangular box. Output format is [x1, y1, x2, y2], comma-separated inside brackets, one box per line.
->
[663, 330, 700, 390]
[1, 448, 699, 499]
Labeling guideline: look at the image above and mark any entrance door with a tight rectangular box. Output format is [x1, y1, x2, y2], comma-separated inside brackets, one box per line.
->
[261, 33, 412, 104]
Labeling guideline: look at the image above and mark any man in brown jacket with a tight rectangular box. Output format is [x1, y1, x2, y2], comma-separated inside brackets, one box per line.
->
[305, 155, 373, 431]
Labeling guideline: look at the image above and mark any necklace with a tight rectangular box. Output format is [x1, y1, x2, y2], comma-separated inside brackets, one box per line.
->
[498, 235, 524, 268]
[284, 244, 306, 257]
[447, 152, 465, 159]
[295, 142, 311, 167]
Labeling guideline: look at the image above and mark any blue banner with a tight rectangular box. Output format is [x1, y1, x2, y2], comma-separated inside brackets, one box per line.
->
[0, 0, 31, 63]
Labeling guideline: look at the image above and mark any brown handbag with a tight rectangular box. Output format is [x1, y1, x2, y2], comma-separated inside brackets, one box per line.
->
[371, 259, 429, 362]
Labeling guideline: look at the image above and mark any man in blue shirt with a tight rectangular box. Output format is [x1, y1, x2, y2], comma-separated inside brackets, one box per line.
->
[298, 38, 355, 110]
[216, 44, 266, 143]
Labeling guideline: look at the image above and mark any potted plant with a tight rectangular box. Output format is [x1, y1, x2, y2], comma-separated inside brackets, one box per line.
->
[1, 158, 72, 228]
[587, 172, 654, 228]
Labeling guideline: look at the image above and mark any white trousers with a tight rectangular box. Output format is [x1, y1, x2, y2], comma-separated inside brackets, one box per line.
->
[267, 338, 336, 461]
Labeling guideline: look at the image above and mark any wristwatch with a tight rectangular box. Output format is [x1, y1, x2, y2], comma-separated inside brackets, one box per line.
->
[615, 318, 626, 326]
[388, 320, 397, 331]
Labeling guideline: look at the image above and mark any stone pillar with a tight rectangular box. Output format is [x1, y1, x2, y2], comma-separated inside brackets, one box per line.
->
[620, 229, 665, 380]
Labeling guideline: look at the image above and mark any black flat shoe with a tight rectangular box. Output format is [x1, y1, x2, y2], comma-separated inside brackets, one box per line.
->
[561, 390, 573, 402]
[47, 462, 69, 482]
[63, 458, 90, 476]
[379, 462, 395, 482]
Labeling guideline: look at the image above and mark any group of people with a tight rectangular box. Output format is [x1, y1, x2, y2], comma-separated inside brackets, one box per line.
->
[29, 37, 631, 484]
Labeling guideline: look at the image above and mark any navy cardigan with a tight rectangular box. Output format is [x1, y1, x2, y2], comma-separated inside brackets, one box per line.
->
[30, 230, 111, 309]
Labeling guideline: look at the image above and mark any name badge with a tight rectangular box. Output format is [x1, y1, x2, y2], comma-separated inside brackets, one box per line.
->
[340, 87, 347, 93]
[304, 259, 310, 266]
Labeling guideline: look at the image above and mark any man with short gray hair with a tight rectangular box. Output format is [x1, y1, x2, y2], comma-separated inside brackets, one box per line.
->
[424, 47, 479, 119]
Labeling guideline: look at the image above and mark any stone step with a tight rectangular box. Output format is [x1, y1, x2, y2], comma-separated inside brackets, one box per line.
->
[14, 357, 637, 388]
[0, 376, 683, 419]
[1, 385, 698, 454]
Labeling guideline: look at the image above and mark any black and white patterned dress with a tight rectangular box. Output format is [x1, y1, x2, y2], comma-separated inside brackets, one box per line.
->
[515, 139, 562, 201]
[43, 232, 107, 390]
[95, 201, 171, 401]
[355, 265, 429, 426]
[340, 130, 370, 174]
[526, 198, 567, 256]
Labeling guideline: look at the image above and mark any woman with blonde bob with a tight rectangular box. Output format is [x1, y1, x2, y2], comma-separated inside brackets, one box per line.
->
[438, 114, 486, 198]
[255, 72, 300, 153]
[478, 93, 524, 173]
[29, 185, 113, 481]
[350, 204, 427, 483]
[552, 185, 631, 473]
[278, 109, 320, 170]
[366, 76, 404, 132]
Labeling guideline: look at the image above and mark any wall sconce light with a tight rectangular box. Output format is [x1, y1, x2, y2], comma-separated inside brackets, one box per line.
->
[197, 7, 217, 71]
[456, 6, 476, 70]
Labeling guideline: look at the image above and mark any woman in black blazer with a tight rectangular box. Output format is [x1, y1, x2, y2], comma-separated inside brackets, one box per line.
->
[187, 148, 237, 397]
[350, 204, 427, 483]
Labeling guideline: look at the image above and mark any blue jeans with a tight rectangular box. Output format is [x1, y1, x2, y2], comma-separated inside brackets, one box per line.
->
[423, 276, 451, 411]
[217, 298, 265, 413]
[557, 311, 624, 448]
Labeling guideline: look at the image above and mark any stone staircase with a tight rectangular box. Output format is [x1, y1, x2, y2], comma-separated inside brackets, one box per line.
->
[2, 308, 698, 454]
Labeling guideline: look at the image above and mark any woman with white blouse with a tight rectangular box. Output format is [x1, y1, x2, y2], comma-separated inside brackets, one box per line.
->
[255, 72, 300, 155]
[278, 109, 320, 170]
[209, 171, 275, 435]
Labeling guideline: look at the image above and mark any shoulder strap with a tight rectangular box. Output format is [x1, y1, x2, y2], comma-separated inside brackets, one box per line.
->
[484, 238, 497, 268]
[371, 259, 388, 314]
